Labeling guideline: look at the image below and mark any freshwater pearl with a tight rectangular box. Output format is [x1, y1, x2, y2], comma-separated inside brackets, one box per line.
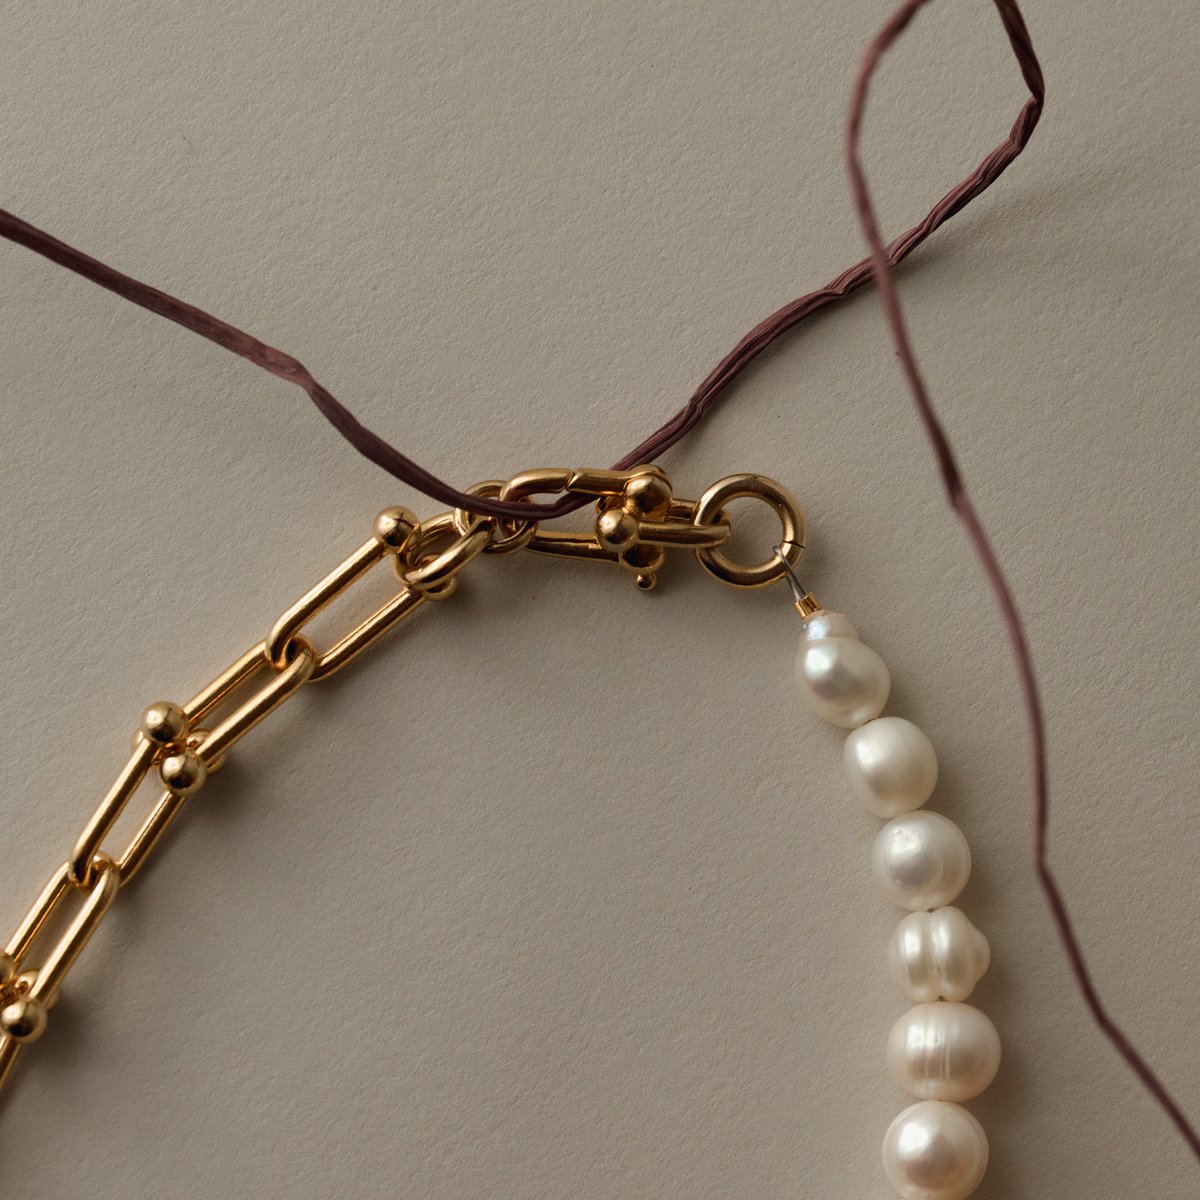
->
[887, 1002, 1001, 1101]
[888, 908, 990, 1002]
[882, 1101, 988, 1200]
[873, 812, 971, 910]
[801, 610, 859, 641]
[794, 613, 890, 729]
[844, 716, 939, 817]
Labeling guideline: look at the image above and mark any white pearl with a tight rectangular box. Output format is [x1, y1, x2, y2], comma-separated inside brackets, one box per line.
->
[873, 812, 971, 910]
[882, 1101, 988, 1200]
[888, 908, 990, 1002]
[801, 610, 859, 641]
[844, 716, 938, 818]
[794, 613, 890, 729]
[887, 1002, 1001, 1101]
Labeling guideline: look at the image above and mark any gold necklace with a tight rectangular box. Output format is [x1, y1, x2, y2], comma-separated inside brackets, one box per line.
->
[0, 465, 803, 1091]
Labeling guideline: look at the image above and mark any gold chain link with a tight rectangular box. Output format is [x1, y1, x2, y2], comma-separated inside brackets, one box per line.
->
[0, 466, 804, 1095]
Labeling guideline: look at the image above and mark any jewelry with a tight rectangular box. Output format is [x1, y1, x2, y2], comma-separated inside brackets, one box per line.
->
[0, 456, 1002, 1199]
[788, 567, 997, 1199]
[0, 466, 803, 1073]
[3, 0, 1196, 1181]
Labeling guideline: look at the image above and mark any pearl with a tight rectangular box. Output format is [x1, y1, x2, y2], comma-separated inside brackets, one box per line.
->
[844, 716, 938, 818]
[887, 1002, 1001, 1101]
[888, 907, 990, 1002]
[794, 613, 890, 729]
[882, 1101, 988, 1200]
[801, 610, 859, 641]
[873, 812, 971, 910]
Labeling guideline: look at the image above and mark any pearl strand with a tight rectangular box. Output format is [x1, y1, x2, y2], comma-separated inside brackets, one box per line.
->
[795, 611, 998, 1200]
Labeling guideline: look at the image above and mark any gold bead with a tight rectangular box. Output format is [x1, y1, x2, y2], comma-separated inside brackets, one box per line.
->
[186, 730, 224, 774]
[596, 507, 639, 553]
[139, 701, 188, 747]
[624, 472, 672, 519]
[158, 749, 207, 796]
[14, 971, 57, 1010]
[373, 506, 419, 551]
[1, 996, 48, 1043]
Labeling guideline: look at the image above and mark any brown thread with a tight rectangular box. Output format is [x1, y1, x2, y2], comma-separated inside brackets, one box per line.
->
[848, 0, 1200, 1165]
[0, 2, 1042, 524]
[2, 0, 1198, 1168]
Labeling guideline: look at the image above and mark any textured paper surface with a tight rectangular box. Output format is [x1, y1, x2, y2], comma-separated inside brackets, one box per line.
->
[2, 2, 1198, 1197]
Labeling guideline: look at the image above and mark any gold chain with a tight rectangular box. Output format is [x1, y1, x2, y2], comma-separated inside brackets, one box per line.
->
[0, 465, 804, 1094]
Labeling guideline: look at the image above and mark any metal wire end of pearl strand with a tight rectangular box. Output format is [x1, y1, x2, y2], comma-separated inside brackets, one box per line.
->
[774, 542, 822, 618]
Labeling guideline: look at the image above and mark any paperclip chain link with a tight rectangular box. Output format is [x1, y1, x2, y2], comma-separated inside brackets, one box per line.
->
[0, 466, 803, 1095]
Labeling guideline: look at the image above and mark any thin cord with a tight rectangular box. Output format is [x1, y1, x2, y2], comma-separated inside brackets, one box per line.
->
[0, 1, 1042, 523]
[847, 0, 1200, 1164]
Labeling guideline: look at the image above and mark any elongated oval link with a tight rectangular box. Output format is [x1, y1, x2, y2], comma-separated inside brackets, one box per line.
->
[5, 864, 72, 964]
[99, 642, 319, 890]
[94, 639, 317, 891]
[193, 638, 316, 765]
[68, 737, 158, 888]
[183, 641, 265, 725]
[114, 788, 185, 888]
[263, 510, 440, 679]
[310, 586, 426, 682]
[107, 735, 219, 889]
[264, 538, 387, 670]
[4, 855, 120, 1005]
[27, 857, 120, 1004]
[0, 1037, 21, 1091]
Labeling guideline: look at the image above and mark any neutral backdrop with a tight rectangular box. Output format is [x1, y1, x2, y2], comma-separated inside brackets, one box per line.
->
[2, 1, 1198, 1197]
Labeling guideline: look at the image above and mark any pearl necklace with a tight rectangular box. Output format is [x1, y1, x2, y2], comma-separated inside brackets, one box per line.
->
[793, 600, 997, 1200]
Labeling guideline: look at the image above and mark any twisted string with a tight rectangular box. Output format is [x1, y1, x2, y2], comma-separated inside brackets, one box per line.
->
[846, 0, 1200, 1164]
[0, 1, 1043, 523]
[2, 0, 1197, 1165]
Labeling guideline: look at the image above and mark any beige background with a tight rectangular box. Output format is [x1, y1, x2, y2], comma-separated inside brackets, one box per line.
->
[2, 0, 1199, 1196]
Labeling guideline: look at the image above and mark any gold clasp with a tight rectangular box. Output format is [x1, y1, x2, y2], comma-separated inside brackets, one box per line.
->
[512, 465, 722, 590]
[460, 465, 805, 591]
